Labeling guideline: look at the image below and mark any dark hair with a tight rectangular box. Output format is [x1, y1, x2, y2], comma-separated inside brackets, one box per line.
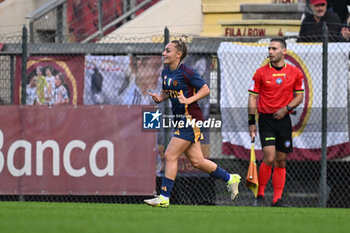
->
[28, 72, 35, 81]
[57, 73, 70, 98]
[270, 38, 287, 49]
[56, 73, 65, 84]
[171, 36, 188, 61]
[45, 66, 52, 72]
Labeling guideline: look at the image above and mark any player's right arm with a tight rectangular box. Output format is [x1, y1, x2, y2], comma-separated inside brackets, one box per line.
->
[148, 90, 169, 104]
[248, 93, 258, 138]
[248, 70, 261, 138]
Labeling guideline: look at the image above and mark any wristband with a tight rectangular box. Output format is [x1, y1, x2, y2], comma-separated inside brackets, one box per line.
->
[248, 114, 256, 125]
[286, 105, 292, 111]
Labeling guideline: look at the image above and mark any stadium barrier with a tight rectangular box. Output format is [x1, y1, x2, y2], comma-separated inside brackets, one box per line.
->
[0, 25, 350, 208]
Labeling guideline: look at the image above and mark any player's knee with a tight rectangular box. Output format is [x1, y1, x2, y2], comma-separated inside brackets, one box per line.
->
[262, 146, 275, 165]
[275, 152, 287, 168]
[189, 158, 203, 169]
[274, 159, 286, 168]
[190, 160, 200, 169]
[263, 157, 274, 166]
[164, 152, 177, 163]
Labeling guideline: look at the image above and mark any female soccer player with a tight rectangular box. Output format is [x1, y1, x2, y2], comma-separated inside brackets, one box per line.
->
[144, 37, 241, 207]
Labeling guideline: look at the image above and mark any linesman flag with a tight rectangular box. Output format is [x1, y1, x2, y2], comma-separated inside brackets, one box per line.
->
[246, 136, 259, 197]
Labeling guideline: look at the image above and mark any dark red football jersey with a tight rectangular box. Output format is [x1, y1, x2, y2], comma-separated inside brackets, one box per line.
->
[248, 63, 304, 114]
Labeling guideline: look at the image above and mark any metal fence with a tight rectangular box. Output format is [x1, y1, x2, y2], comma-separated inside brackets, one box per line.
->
[0, 26, 350, 208]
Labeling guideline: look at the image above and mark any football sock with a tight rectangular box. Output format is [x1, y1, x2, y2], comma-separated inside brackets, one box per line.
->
[210, 166, 230, 182]
[160, 177, 174, 198]
[258, 162, 272, 197]
[272, 167, 286, 204]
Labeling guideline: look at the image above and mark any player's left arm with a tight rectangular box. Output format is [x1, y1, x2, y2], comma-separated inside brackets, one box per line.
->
[178, 68, 209, 105]
[273, 91, 304, 119]
[178, 84, 210, 105]
[288, 69, 304, 109]
[287, 91, 303, 109]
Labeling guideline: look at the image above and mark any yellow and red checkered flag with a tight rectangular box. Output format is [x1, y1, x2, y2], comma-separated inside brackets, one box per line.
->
[246, 136, 259, 197]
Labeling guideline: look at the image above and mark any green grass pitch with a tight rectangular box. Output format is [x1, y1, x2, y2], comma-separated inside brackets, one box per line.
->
[0, 202, 349, 233]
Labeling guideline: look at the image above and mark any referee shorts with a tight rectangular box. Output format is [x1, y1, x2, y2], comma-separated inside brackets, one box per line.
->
[258, 113, 293, 153]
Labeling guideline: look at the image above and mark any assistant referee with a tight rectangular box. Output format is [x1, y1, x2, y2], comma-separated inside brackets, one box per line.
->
[248, 38, 304, 207]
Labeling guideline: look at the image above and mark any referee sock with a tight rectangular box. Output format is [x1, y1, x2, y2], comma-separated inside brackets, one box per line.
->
[160, 177, 174, 198]
[210, 166, 231, 182]
[258, 162, 272, 197]
[272, 167, 286, 204]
